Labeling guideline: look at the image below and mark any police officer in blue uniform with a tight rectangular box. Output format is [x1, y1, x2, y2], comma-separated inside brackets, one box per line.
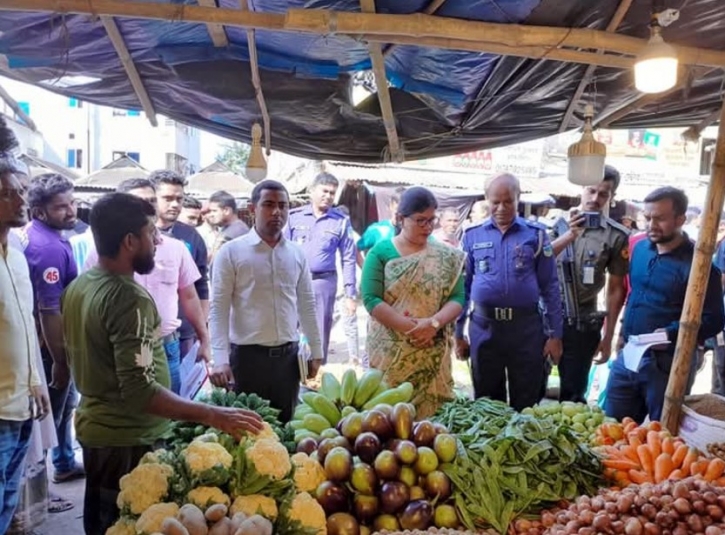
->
[285, 173, 357, 363]
[455, 173, 564, 411]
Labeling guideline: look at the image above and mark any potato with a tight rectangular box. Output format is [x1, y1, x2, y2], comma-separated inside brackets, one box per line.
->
[205, 504, 229, 523]
[162, 517, 190, 535]
[233, 515, 273, 535]
[179, 504, 208, 535]
[209, 517, 233, 535]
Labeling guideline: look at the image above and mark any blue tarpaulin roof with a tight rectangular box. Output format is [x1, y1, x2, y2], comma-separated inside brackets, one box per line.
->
[0, 0, 723, 162]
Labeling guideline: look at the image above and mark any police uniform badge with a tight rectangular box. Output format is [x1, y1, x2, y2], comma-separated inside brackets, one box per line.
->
[543, 243, 554, 257]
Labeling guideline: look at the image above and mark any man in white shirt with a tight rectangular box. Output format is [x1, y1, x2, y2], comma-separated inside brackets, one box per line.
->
[209, 180, 322, 422]
[0, 151, 50, 533]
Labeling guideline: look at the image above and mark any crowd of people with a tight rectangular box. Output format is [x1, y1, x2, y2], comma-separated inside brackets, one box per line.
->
[2, 108, 725, 535]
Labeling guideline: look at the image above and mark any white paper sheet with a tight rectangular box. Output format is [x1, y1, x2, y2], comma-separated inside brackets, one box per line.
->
[622, 332, 670, 373]
[180, 342, 208, 400]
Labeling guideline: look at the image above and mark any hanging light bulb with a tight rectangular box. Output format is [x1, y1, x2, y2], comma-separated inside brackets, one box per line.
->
[567, 104, 606, 186]
[635, 24, 678, 93]
[245, 122, 267, 182]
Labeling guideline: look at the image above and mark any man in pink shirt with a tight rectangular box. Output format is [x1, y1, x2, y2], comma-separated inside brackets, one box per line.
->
[432, 207, 461, 248]
[81, 179, 211, 394]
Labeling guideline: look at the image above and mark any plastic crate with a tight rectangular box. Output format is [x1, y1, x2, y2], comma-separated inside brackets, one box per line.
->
[679, 393, 725, 455]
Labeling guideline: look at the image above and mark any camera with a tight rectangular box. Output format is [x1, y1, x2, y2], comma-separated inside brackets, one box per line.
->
[582, 211, 601, 229]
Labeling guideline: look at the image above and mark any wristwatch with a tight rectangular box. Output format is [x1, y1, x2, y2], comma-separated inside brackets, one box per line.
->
[430, 318, 441, 330]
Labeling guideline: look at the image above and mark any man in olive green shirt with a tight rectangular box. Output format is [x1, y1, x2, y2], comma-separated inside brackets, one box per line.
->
[61, 192, 263, 535]
[550, 166, 629, 403]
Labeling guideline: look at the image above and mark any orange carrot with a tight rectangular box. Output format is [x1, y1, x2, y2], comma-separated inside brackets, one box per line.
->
[654, 453, 675, 483]
[629, 469, 654, 484]
[671, 444, 689, 468]
[661, 437, 675, 456]
[604, 458, 641, 471]
[681, 448, 699, 475]
[704, 458, 725, 482]
[615, 471, 632, 487]
[690, 460, 709, 477]
[647, 430, 662, 459]
[715, 476, 725, 487]
[637, 444, 655, 476]
[622, 416, 636, 426]
[628, 433, 643, 448]
[669, 469, 684, 480]
[648, 421, 662, 432]
[624, 421, 638, 434]
[622, 445, 641, 464]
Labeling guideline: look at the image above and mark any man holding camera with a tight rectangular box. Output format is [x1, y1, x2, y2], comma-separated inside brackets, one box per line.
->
[550, 165, 629, 403]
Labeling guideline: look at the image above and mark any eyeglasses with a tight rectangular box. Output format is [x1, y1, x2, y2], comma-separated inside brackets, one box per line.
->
[409, 216, 439, 228]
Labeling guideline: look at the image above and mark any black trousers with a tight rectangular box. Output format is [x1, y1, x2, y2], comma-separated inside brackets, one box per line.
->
[558, 324, 601, 403]
[230, 342, 300, 423]
[81, 444, 153, 535]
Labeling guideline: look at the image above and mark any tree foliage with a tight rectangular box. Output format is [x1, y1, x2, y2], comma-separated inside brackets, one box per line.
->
[216, 142, 250, 175]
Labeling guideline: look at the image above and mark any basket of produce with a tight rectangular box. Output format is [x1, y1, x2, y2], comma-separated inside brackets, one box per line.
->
[680, 394, 725, 455]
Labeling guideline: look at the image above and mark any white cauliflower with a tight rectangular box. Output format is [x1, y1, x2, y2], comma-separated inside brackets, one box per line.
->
[230, 494, 278, 520]
[135, 502, 179, 534]
[291, 453, 326, 493]
[182, 440, 234, 486]
[246, 438, 291, 481]
[117, 463, 174, 515]
[104, 517, 136, 535]
[288, 492, 327, 535]
[186, 486, 231, 509]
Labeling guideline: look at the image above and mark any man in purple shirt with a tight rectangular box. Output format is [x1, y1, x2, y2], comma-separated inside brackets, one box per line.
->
[24, 173, 85, 483]
[285, 173, 357, 363]
[455, 173, 563, 411]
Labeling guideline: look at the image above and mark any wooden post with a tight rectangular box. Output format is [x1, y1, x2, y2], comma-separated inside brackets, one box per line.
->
[661, 98, 725, 434]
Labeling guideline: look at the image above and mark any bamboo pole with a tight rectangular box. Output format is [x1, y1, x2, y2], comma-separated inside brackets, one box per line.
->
[559, 0, 634, 132]
[360, 0, 403, 163]
[5, 0, 725, 69]
[197, 0, 229, 47]
[239, 0, 271, 155]
[382, 0, 450, 57]
[661, 98, 725, 435]
[100, 16, 158, 126]
[285, 9, 725, 69]
[364, 34, 635, 70]
[0, 83, 37, 131]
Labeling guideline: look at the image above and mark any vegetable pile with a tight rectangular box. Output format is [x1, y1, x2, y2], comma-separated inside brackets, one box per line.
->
[432, 398, 603, 534]
[513, 477, 725, 535]
[297, 401, 462, 534]
[595, 418, 725, 487]
[522, 402, 615, 444]
[107, 416, 323, 535]
[292, 369, 414, 445]
[170, 390, 295, 453]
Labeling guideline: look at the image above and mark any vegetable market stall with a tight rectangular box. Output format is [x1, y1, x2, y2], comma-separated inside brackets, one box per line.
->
[106, 368, 725, 535]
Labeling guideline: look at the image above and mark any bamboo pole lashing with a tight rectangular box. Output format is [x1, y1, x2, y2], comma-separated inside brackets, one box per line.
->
[360, 0, 403, 163]
[559, 0, 634, 133]
[5, 0, 725, 69]
[682, 108, 721, 142]
[196, 0, 229, 47]
[100, 16, 158, 126]
[661, 97, 725, 434]
[239, 0, 271, 155]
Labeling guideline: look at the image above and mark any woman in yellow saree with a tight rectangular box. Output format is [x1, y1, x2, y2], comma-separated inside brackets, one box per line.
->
[361, 187, 466, 418]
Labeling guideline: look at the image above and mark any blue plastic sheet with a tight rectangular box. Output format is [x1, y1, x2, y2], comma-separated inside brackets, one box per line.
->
[0, 0, 723, 162]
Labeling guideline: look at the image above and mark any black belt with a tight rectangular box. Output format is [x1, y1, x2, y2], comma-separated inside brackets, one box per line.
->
[311, 271, 337, 280]
[472, 303, 540, 322]
[162, 331, 180, 345]
[231, 342, 297, 358]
